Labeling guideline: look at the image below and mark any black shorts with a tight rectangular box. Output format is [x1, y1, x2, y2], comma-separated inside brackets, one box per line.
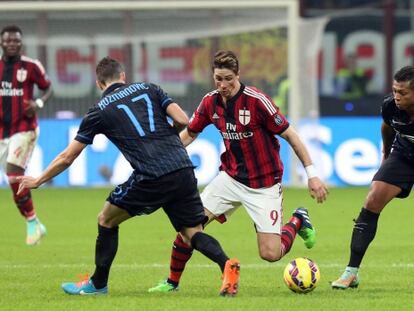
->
[372, 151, 414, 198]
[107, 167, 206, 231]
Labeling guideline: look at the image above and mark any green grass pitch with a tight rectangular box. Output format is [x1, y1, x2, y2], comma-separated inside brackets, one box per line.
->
[1, 187, 414, 310]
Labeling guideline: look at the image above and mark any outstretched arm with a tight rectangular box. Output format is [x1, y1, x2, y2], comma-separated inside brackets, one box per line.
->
[280, 126, 328, 203]
[17, 140, 86, 194]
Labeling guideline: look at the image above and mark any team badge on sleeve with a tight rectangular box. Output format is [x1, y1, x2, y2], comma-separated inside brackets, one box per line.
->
[239, 109, 251, 125]
[274, 114, 284, 126]
[16, 68, 28, 82]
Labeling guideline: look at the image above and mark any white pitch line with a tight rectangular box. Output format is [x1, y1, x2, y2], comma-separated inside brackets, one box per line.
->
[1, 262, 414, 269]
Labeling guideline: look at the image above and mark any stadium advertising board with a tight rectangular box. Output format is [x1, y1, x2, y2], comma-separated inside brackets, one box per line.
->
[0, 117, 381, 187]
[20, 15, 412, 98]
[321, 14, 414, 96]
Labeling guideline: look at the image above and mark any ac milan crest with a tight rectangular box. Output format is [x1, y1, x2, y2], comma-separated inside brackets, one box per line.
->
[274, 114, 284, 126]
[16, 68, 28, 82]
[239, 108, 250, 125]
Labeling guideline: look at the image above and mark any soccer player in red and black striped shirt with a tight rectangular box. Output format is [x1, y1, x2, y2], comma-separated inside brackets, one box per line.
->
[0, 25, 52, 245]
[149, 50, 329, 293]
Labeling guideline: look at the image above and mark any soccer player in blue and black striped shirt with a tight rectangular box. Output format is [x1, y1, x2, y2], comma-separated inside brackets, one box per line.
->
[332, 65, 414, 289]
[16, 57, 240, 297]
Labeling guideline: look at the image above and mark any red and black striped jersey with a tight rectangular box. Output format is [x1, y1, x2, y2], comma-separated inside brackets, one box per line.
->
[188, 84, 289, 189]
[0, 55, 51, 139]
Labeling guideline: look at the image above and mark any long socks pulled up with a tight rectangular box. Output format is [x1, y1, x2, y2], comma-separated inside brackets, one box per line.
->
[91, 224, 119, 289]
[348, 208, 380, 268]
[7, 172, 36, 220]
[167, 234, 193, 286]
[280, 215, 301, 257]
[190, 232, 229, 272]
[280, 222, 298, 257]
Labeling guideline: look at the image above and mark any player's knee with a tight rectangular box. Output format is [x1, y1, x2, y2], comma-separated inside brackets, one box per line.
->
[364, 193, 384, 213]
[259, 249, 282, 262]
[97, 211, 110, 227]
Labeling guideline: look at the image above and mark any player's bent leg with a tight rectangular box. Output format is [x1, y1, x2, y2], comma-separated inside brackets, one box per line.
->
[184, 227, 240, 297]
[257, 232, 282, 262]
[364, 181, 401, 214]
[331, 267, 360, 289]
[148, 234, 189, 293]
[92, 202, 130, 289]
[62, 202, 130, 296]
[97, 201, 132, 228]
[149, 210, 219, 293]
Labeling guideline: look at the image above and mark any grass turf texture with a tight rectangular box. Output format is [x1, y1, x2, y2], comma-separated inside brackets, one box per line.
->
[0, 187, 414, 311]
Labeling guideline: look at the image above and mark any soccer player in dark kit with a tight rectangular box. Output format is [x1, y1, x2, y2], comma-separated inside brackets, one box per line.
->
[332, 65, 414, 289]
[17, 56, 240, 296]
[149, 50, 328, 294]
[0, 24, 52, 245]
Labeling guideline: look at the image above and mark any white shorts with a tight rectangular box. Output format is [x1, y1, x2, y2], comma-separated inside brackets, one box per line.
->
[0, 128, 39, 171]
[201, 171, 284, 234]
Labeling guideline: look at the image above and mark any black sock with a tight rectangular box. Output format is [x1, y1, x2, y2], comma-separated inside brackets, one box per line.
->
[91, 224, 119, 289]
[190, 232, 229, 272]
[348, 208, 379, 268]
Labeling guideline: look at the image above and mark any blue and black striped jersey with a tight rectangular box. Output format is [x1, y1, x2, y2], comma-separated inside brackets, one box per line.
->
[75, 82, 193, 181]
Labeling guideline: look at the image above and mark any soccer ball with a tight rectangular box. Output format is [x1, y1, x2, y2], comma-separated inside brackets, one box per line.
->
[283, 257, 320, 293]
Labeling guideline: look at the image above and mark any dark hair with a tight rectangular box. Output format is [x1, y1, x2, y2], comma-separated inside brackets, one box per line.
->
[212, 50, 239, 74]
[96, 56, 124, 85]
[1, 24, 23, 36]
[394, 66, 414, 89]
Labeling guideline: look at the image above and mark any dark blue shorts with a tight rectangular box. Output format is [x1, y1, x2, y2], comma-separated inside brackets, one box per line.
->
[373, 151, 414, 198]
[107, 167, 206, 231]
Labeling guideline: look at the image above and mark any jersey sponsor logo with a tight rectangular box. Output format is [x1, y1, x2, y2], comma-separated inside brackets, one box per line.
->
[16, 68, 28, 82]
[221, 131, 253, 140]
[239, 108, 250, 125]
[221, 122, 253, 140]
[0, 87, 23, 96]
[0, 81, 23, 96]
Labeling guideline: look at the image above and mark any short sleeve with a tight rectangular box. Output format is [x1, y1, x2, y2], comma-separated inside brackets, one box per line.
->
[32, 59, 51, 90]
[75, 107, 103, 144]
[187, 97, 212, 133]
[151, 83, 173, 109]
[256, 94, 290, 134]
